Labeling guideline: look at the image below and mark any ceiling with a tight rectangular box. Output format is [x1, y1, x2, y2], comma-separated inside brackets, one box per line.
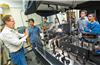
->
[2, 0, 99, 16]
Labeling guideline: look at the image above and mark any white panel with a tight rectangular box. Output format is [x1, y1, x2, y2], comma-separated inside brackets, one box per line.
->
[9, 8, 28, 28]
[0, 8, 3, 14]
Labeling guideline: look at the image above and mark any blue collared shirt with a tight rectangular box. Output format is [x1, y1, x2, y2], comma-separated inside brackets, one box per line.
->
[84, 21, 100, 35]
[28, 26, 41, 43]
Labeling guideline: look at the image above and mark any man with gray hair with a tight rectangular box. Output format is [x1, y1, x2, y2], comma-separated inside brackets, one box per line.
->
[1, 15, 28, 65]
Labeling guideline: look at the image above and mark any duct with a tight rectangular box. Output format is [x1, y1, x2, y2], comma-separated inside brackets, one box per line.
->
[24, 1, 87, 16]
[75, 1, 100, 10]
[25, 1, 41, 15]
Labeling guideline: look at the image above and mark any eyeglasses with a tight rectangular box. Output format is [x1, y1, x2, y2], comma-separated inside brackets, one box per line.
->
[88, 16, 93, 17]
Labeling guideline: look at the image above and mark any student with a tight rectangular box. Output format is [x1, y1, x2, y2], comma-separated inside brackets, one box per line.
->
[1, 15, 28, 65]
[84, 13, 100, 52]
[41, 17, 51, 32]
[84, 13, 100, 34]
[28, 19, 42, 49]
[77, 10, 88, 47]
[77, 10, 88, 33]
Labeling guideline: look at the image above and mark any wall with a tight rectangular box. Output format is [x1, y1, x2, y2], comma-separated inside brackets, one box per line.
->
[9, 8, 28, 28]
[27, 13, 42, 26]
[0, 7, 42, 28]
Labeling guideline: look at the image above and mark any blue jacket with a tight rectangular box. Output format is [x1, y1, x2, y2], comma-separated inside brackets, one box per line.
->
[84, 21, 100, 35]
